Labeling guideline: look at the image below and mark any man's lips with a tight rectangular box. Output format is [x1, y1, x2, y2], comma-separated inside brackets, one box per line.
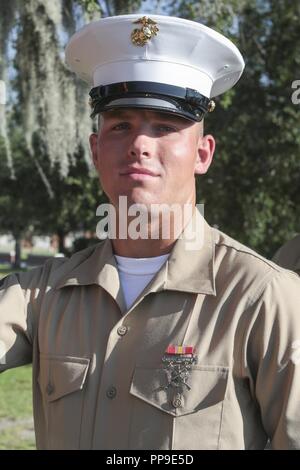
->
[120, 167, 159, 177]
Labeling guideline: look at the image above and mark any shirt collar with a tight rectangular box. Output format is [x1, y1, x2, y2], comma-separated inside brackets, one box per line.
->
[54, 207, 216, 303]
[164, 208, 216, 295]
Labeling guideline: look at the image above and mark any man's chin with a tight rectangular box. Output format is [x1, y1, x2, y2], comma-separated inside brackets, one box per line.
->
[117, 191, 162, 210]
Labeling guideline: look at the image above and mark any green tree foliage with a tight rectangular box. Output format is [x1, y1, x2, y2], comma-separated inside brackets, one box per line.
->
[172, 0, 300, 256]
[0, 130, 101, 260]
[0, 131, 44, 266]
[33, 154, 102, 254]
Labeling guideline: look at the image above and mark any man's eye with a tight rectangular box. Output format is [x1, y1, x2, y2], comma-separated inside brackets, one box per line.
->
[112, 122, 130, 130]
[155, 125, 177, 133]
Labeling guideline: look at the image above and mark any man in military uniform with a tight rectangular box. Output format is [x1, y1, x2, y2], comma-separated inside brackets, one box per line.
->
[273, 234, 300, 275]
[1, 14, 300, 450]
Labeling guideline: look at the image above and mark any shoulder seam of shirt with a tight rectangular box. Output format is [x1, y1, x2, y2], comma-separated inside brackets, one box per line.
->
[214, 240, 282, 273]
[47, 240, 106, 275]
[3, 271, 33, 345]
[245, 268, 279, 309]
[247, 268, 298, 314]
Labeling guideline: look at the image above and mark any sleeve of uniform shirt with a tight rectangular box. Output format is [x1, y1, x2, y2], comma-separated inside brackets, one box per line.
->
[0, 260, 64, 372]
[241, 269, 300, 449]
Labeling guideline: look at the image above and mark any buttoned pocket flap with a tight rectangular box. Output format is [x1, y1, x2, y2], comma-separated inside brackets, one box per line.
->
[130, 365, 228, 417]
[38, 354, 90, 402]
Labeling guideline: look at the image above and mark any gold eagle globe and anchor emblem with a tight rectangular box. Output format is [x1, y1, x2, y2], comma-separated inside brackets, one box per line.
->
[131, 16, 159, 46]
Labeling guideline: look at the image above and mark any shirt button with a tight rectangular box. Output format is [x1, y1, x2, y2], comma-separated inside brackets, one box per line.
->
[106, 386, 117, 399]
[46, 383, 54, 395]
[172, 397, 182, 408]
[117, 325, 128, 336]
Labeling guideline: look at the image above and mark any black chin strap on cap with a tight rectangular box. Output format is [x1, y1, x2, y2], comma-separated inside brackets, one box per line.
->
[89, 81, 215, 121]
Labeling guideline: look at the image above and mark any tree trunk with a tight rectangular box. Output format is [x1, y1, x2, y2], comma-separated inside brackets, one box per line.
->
[57, 229, 67, 254]
[13, 232, 22, 269]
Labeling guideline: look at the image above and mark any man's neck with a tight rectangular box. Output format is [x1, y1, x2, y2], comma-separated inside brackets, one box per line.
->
[112, 236, 176, 258]
[111, 204, 196, 258]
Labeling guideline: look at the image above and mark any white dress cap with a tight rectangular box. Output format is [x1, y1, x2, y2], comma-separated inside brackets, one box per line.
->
[65, 14, 245, 121]
[65, 14, 244, 98]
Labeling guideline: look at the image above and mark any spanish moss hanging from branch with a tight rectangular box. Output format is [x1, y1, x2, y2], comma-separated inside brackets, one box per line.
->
[0, 0, 17, 178]
[14, 0, 92, 177]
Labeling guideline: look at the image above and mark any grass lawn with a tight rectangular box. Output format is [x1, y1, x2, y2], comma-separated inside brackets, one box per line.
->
[0, 267, 35, 449]
[0, 365, 33, 419]
[0, 425, 36, 450]
[0, 365, 35, 450]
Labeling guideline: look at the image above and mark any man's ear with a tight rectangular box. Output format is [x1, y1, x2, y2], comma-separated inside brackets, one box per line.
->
[89, 133, 99, 168]
[194, 134, 216, 175]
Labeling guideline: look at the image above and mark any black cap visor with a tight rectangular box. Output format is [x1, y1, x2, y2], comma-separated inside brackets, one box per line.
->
[89, 81, 211, 122]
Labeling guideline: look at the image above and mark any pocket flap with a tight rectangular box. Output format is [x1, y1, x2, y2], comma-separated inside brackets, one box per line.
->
[38, 354, 90, 402]
[130, 365, 228, 417]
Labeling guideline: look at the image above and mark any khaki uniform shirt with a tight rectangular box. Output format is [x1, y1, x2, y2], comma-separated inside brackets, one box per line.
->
[273, 234, 300, 275]
[1, 214, 300, 450]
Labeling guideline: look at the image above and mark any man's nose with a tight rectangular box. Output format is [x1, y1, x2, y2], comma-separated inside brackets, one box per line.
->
[127, 131, 155, 160]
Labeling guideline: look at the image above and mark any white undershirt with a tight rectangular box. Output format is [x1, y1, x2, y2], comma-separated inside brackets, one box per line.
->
[114, 254, 169, 310]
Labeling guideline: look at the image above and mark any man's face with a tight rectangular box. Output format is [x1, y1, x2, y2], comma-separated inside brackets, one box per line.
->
[90, 108, 215, 209]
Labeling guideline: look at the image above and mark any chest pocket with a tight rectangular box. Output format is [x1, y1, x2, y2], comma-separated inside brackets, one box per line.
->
[38, 354, 90, 449]
[129, 365, 228, 450]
